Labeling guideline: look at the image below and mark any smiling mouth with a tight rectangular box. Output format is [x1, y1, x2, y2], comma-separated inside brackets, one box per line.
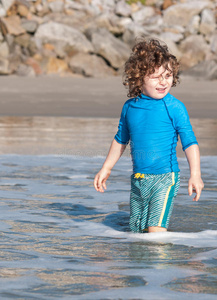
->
[156, 87, 167, 92]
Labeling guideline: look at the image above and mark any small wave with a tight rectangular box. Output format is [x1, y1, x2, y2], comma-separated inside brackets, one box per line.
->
[71, 219, 217, 248]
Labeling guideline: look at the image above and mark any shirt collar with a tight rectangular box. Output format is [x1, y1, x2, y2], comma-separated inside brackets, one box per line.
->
[138, 92, 171, 101]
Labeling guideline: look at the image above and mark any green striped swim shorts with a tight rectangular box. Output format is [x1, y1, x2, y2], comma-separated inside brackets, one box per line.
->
[130, 172, 180, 233]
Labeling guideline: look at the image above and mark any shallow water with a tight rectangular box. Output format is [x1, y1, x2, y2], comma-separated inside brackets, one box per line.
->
[0, 116, 216, 156]
[0, 154, 217, 299]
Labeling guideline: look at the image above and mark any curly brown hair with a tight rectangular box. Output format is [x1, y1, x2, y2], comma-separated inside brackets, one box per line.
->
[123, 38, 180, 98]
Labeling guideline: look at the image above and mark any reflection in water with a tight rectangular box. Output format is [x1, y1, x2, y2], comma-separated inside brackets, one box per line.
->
[36, 270, 147, 295]
[164, 274, 217, 294]
[0, 116, 216, 156]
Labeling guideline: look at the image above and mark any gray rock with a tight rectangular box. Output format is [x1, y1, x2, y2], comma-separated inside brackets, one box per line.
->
[210, 34, 217, 54]
[185, 15, 200, 35]
[0, 31, 4, 42]
[160, 32, 184, 43]
[0, 41, 9, 58]
[89, 13, 131, 35]
[93, 0, 115, 10]
[122, 23, 150, 48]
[115, 0, 131, 17]
[21, 20, 38, 33]
[118, 17, 133, 31]
[179, 35, 209, 69]
[44, 11, 88, 32]
[163, 1, 211, 27]
[4, 34, 14, 52]
[132, 6, 155, 24]
[199, 8, 216, 36]
[87, 0, 115, 15]
[144, 15, 164, 34]
[28, 38, 38, 56]
[49, 1, 64, 13]
[0, 4, 6, 17]
[35, 21, 94, 54]
[183, 60, 217, 80]
[8, 44, 22, 73]
[0, 57, 10, 74]
[87, 28, 131, 69]
[146, 0, 164, 8]
[1, 0, 14, 12]
[162, 25, 185, 34]
[69, 53, 114, 77]
[35, 2, 51, 17]
[14, 33, 31, 48]
[160, 38, 183, 60]
[16, 63, 36, 77]
[64, 0, 84, 11]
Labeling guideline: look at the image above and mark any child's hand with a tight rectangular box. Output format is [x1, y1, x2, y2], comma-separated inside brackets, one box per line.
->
[188, 175, 204, 201]
[94, 168, 111, 193]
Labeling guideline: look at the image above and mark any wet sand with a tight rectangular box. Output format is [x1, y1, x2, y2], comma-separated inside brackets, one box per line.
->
[0, 116, 216, 157]
[0, 75, 216, 156]
[0, 75, 216, 118]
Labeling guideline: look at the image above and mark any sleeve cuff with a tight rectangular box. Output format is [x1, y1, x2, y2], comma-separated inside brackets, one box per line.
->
[114, 136, 129, 145]
[183, 141, 198, 151]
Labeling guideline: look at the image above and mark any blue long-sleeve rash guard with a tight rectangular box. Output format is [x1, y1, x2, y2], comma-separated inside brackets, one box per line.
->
[114, 92, 198, 174]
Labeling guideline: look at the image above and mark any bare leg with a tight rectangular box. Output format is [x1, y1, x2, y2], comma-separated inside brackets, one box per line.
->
[148, 226, 167, 233]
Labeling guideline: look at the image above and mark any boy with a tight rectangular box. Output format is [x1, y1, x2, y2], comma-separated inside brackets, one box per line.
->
[94, 39, 204, 233]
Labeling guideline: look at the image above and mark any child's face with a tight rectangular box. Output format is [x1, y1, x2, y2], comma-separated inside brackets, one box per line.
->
[142, 66, 173, 99]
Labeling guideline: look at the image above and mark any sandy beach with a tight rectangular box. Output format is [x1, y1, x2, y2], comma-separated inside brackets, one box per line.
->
[0, 75, 216, 118]
[0, 75, 216, 156]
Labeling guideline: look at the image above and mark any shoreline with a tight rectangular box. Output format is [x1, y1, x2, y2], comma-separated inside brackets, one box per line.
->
[0, 75, 216, 156]
[0, 115, 216, 157]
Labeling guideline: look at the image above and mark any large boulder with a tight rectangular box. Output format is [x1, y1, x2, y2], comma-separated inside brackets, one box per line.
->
[163, 1, 211, 27]
[159, 38, 183, 60]
[16, 63, 36, 77]
[0, 41, 9, 58]
[0, 15, 26, 36]
[69, 53, 114, 77]
[21, 20, 38, 34]
[35, 21, 94, 55]
[179, 35, 209, 69]
[14, 33, 31, 48]
[185, 15, 200, 35]
[86, 28, 131, 69]
[45, 11, 90, 32]
[210, 34, 217, 54]
[115, 0, 131, 17]
[160, 32, 183, 43]
[48, 1, 64, 13]
[46, 57, 68, 75]
[143, 15, 164, 35]
[199, 8, 216, 37]
[132, 6, 156, 24]
[87, 0, 116, 15]
[0, 5, 6, 17]
[86, 13, 132, 35]
[183, 60, 217, 80]
[122, 23, 150, 47]
[0, 57, 10, 74]
[1, 0, 14, 12]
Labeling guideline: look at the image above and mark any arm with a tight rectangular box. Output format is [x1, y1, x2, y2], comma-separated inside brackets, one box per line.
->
[185, 144, 204, 201]
[94, 139, 127, 193]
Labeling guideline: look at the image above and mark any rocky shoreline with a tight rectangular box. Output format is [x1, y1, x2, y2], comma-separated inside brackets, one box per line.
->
[0, 0, 217, 79]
